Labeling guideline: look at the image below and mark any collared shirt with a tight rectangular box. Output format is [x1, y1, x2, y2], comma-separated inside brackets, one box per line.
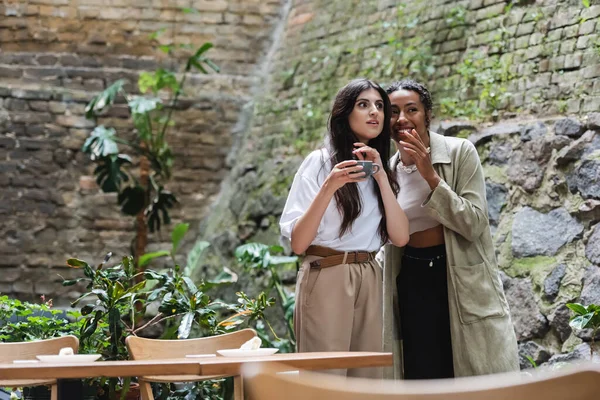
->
[279, 148, 383, 252]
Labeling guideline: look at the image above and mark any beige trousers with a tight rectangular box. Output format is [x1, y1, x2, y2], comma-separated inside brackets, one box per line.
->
[294, 254, 383, 379]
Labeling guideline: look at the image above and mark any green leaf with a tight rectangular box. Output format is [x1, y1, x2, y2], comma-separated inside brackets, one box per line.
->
[94, 154, 132, 193]
[569, 313, 594, 330]
[118, 185, 146, 216]
[128, 96, 162, 114]
[182, 276, 198, 294]
[82, 126, 119, 159]
[204, 267, 238, 290]
[268, 245, 284, 253]
[138, 69, 179, 95]
[566, 303, 588, 315]
[194, 42, 213, 58]
[66, 258, 90, 269]
[146, 188, 177, 233]
[187, 43, 220, 74]
[143, 269, 167, 282]
[189, 58, 208, 74]
[62, 278, 86, 286]
[525, 355, 537, 368]
[85, 79, 126, 119]
[204, 58, 221, 73]
[582, 0, 590, 8]
[171, 223, 190, 255]
[178, 312, 194, 339]
[235, 243, 269, 260]
[125, 280, 147, 296]
[268, 256, 298, 265]
[185, 240, 210, 276]
[138, 251, 171, 268]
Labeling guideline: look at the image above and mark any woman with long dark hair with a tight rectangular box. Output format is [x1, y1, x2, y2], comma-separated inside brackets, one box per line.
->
[382, 79, 519, 380]
[280, 78, 409, 379]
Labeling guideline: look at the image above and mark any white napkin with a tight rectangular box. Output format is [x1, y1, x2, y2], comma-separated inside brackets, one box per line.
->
[59, 347, 74, 356]
[239, 337, 261, 350]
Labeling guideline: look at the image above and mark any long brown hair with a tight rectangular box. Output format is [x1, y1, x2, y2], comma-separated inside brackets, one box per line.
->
[326, 79, 399, 244]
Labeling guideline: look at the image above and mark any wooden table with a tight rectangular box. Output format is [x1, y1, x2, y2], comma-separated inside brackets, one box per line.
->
[0, 351, 392, 399]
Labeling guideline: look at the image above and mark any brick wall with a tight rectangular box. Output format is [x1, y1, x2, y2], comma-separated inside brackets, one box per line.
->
[0, 0, 282, 304]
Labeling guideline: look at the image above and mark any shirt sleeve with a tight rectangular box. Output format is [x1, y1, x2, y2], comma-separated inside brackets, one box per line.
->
[422, 140, 489, 242]
[279, 172, 323, 240]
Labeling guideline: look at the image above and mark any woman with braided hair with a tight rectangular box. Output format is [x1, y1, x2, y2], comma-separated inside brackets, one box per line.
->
[382, 79, 519, 380]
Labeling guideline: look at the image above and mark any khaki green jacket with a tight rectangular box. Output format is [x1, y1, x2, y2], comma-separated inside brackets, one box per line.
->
[383, 131, 519, 379]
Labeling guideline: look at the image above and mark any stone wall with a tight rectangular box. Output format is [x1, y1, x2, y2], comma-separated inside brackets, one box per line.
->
[0, 0, 282, 305]
[199, 0, 600, 366]
[202, 0, 600, 254]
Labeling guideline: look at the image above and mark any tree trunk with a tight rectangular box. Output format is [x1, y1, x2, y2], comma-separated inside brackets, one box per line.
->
[134, 154, 151, 271]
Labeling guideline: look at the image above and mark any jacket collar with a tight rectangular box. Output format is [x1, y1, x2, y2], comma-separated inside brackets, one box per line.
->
[390, 131, 451, 167]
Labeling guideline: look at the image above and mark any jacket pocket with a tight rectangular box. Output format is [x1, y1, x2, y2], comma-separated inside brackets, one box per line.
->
[449, 262, 505, 325]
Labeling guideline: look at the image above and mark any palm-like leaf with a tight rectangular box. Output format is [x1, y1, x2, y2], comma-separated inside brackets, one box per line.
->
[94, 154, 132, 193]
[118, 185, 146, 216]
[85, 79, 126, 119]
[146, 188, 177, 232]
[128, 96, 162, 114]
[82, 126, 119, 160]
[186, 43, 220, 74]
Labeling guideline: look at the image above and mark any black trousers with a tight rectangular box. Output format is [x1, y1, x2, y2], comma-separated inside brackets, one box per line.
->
[396, 244, 454, 379]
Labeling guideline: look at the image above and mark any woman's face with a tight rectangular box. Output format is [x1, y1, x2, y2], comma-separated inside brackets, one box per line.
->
[348, 88, 385, 144]
[389, 89, 428, 143]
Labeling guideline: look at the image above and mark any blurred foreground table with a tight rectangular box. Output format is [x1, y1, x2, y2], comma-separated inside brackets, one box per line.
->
[0, 351, 392, 399]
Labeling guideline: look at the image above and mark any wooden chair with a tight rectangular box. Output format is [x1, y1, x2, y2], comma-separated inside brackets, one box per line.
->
[126, 328, 256, 400]
[0, 335, 79, 400]
[243, 361, 600, 400]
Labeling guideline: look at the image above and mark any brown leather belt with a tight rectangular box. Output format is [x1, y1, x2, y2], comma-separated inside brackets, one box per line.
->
[305, 245, 375, 269]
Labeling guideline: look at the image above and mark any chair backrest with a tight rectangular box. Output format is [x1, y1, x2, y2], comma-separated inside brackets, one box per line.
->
[244, 361, 600, 400]
[0, 335, 79, 363]
[125, 329, 257, 360]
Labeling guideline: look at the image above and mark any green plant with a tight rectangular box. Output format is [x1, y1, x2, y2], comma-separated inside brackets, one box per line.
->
[566, 302, 600, 359]
[81, 13, 220, 266]
[557, 100, 568, 114]
[445, 5, 467, 28]
[0, 296, 101, 399]
[62, 222, 276, 399]
[525, 355, 538, 368]
[234, 243, 298, 353]
[0, 295, 85, 343]
[439, 50, 513, 120]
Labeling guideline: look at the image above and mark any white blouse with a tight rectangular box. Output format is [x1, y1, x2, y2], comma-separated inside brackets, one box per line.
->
[396, 162, 440, 235]
[279, 148, 384, 252]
